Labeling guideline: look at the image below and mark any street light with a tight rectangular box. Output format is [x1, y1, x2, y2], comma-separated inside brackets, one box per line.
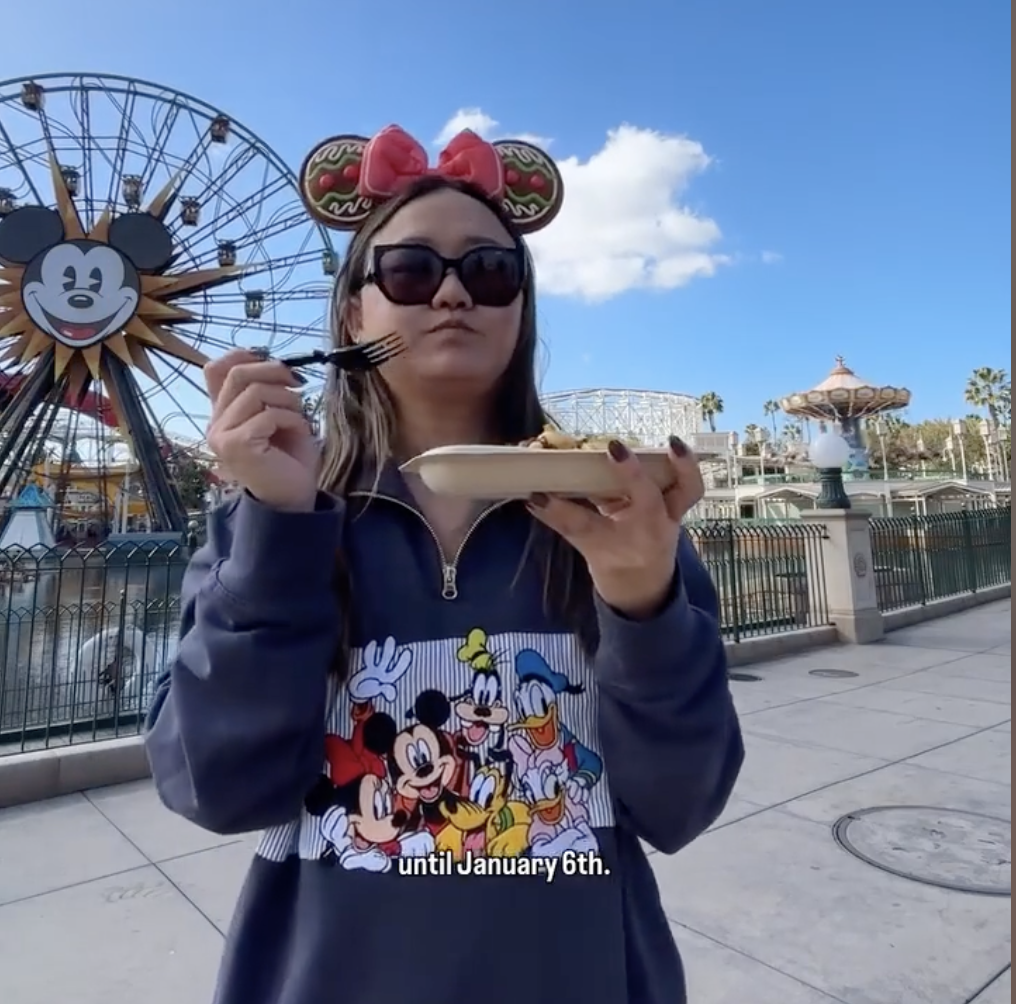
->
[872, 418, 893, 516]
[951, 419, 968, 480]
[809, 431, 851, 509]
[978, 419, 994, 481]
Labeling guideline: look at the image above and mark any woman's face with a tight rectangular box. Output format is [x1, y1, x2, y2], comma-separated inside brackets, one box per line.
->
[350, 188, 525, 398]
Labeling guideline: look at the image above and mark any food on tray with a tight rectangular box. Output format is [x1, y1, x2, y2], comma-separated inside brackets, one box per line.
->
[519, 425, 616, 450]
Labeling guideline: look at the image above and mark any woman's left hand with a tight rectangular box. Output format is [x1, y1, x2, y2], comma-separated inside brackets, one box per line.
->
[527, 437, 705, 619]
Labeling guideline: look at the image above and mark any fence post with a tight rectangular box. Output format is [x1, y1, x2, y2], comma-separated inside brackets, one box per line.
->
[800, 509, 884, 643]
[960, 507, 978, 593]
[725, 521, 741, 643]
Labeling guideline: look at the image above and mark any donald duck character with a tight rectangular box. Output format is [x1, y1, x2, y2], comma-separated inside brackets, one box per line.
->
[509, 649, 603, 792]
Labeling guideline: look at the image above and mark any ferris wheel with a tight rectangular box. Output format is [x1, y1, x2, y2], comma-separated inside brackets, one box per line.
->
[0, 72, 335, 535]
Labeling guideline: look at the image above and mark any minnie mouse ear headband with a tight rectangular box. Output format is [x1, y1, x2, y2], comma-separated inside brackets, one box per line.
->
[298, 125, 564, 234]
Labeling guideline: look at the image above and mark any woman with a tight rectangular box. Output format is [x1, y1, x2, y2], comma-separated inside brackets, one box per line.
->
[146, 125, 744, 1004]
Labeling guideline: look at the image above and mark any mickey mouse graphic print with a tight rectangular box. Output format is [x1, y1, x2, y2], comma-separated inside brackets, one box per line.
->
[256, 629, 614, 872]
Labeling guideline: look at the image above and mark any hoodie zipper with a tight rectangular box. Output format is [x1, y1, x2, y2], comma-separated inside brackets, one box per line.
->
[348, 492, 509, 599]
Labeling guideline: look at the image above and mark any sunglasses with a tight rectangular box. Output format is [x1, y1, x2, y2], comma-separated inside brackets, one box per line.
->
[360, 243, 526, 308]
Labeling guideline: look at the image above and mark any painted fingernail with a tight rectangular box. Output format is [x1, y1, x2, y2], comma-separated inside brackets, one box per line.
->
[669, 435, 688, 456]
[607, 440, 629, 462]
[289, 370, 307, 386]
[529, 492, 550, 508]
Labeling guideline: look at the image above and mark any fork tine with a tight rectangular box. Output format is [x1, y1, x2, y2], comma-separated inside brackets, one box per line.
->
[362, 332, 406, 362]
[363, 331, 404, 355]
[362, 342, 404, 363]
[360, 346, 405, 368]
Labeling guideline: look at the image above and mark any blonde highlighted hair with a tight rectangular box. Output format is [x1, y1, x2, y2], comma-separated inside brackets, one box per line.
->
[320, 175, 597, 676]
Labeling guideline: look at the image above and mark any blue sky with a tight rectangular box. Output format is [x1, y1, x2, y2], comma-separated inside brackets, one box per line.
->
[3, 0, 1010, 435]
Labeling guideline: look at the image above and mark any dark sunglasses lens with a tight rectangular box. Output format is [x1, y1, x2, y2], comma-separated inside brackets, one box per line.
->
[460, 248, 524, 306]
[375, 247, 443, 304]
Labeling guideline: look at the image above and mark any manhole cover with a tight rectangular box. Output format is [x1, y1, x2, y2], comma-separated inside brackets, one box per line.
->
[728, 672, 762, 682]
[810, 669, 859, 679]
[833, 806, 1010, 896]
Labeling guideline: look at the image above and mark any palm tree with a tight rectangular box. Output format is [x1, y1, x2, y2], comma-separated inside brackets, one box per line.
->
[742, 424, 762, 457]
[964, 367, 1009, 429]
[763, 399, 781, 440]
[998, 383, 1011, 427]
[699, 391, 724, 432]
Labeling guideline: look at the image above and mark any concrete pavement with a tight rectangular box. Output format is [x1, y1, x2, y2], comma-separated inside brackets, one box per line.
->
[0, 600, 1009, 1004]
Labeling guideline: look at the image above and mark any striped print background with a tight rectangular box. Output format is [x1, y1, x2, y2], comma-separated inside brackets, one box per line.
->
[256, 630, 615, 863]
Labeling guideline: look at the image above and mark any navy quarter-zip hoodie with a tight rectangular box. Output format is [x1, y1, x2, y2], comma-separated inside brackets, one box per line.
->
[145, 462, 744, 1004]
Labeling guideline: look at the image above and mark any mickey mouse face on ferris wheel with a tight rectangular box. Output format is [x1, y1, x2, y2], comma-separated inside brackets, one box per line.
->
[0, 205, 174, 350]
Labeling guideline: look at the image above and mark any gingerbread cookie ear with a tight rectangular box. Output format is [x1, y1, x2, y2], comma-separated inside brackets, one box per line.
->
[493, 140, 564, 234]
[299, 135, 375, 230]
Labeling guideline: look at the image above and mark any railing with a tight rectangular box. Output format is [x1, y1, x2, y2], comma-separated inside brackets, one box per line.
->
[1, 520, 833, 755]
[0, 542, 185, 755]
[685, 520, 830, 642]
[869, 505, 1011, 612]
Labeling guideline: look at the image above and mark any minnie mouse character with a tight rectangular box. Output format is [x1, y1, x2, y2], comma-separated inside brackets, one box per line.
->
[0, 203, 173, 349]
[304, 719, 435, 873]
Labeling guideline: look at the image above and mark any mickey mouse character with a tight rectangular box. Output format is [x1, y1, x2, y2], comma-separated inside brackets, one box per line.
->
[304, 712, 434, 873]
[303, 637, 434, 872]
[0, 204, 173, 349]
[368, 690, 463, 836]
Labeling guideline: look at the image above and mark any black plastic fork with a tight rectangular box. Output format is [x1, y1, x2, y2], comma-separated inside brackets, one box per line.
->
[274, 331, 406, 373]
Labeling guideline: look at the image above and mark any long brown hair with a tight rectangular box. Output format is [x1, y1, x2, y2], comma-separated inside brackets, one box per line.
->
[321, 175, 597, 673]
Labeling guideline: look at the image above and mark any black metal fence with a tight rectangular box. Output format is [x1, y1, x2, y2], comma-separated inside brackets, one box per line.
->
[0, 543, 184, 755]
[1, 520, 835, 755]
[685, 520, 830, 642]
[869, 505, 1011, 612]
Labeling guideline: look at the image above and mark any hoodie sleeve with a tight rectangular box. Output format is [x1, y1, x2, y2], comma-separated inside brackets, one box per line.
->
[144, 491, 343, 836]
[593, 531, 744, 854]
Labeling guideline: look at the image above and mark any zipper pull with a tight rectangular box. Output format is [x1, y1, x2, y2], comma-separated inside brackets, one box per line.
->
[441, 564, 458, 600]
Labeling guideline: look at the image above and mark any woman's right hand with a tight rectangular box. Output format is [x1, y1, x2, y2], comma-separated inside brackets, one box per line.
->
[205, 349, 321, 512]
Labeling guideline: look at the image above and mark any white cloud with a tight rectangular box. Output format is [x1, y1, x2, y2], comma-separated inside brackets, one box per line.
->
[433, 108, 551, 150]
[435, 110, 729, 301]
[760, 250, 784, 265]
[434, 109, 499, 146]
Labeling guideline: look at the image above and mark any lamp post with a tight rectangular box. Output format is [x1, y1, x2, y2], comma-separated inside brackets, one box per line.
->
[809, 431, 852, 509]
[872, 418, 893, 516]
[951, 419, 968, 481]
[978, 420, 994, 481]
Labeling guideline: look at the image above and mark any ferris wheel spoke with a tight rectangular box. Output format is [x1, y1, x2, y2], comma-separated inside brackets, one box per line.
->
[0, 352, 56, 495]
[201, 288, 329, 306]
[68, 88, 97, 231]
[185, 216, 321, 275]
[0, 117, 44, 203]
[138, 101, 182, 196]
[241, 207, 318, 258]
[162, 158, 260, 263]
[102, 82, 140, 208]
[173, 144, 259, 235]
[175, 172, 290, 252]
[101, 353, 186, 529]
[194, 315, 320, 340]
[135, 364, 208, 443]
